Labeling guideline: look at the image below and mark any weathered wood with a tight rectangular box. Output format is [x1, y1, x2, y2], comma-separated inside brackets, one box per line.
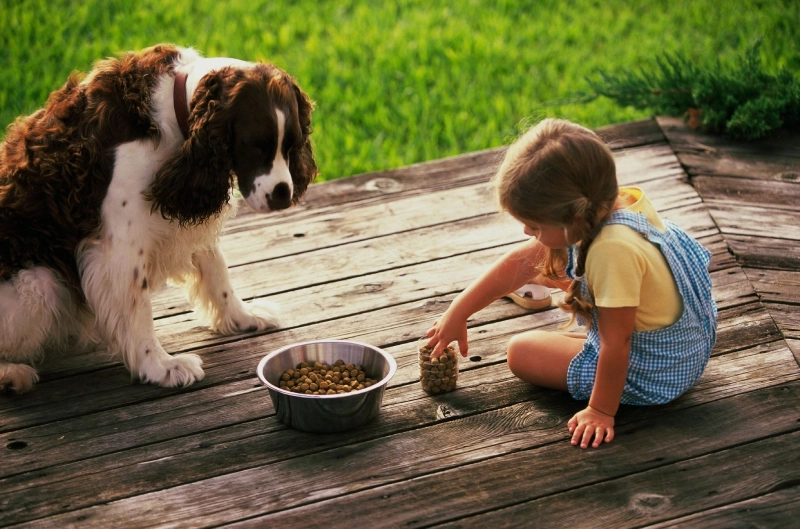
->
[595, 118, 666, 150]
[701, 203, 800, 241]
[646, 486, 800, 528]
[1, 294, 781, 480]
[37, 381, 799, 528]
[693, 174, 800, 210]
[657, 116, 800, 181]
[1, 249, 757, 435]
[743, 268, 800, 305]
[725, 233, 800, 270]
[218, 143, 695, 269]
[428, 431, 800, 529]
[3, 118, 796, 528]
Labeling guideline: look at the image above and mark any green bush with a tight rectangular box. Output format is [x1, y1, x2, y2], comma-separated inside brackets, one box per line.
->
[585, 42, 800, 140]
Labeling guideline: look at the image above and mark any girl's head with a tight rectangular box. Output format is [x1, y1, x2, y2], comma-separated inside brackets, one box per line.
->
[493, 118, 618, 326]
[494, 118, 618, 232]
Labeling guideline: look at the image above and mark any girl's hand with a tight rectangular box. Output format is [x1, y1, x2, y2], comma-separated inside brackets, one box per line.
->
[426, 310, 469, 358]
[567, 406, 615, 449]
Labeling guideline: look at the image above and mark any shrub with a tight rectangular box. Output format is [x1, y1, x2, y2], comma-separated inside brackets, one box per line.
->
[584, 42, 800, 140]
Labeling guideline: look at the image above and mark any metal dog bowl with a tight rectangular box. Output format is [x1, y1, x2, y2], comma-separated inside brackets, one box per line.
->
[257, 340, 397, 433]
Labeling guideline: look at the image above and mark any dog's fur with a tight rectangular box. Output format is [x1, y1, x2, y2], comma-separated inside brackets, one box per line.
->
[0, 44, 317, 393]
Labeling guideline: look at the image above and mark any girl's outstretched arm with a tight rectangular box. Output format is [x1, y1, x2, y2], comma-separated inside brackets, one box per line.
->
[568, 305, 636, 448]
[426, 238, 549, 357]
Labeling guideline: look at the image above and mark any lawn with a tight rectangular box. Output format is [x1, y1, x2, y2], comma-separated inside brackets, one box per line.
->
[1, 0, 797, 180]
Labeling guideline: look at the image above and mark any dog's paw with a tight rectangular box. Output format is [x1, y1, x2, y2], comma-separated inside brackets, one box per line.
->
[214, 299, 282, 335]
[0, 363, 40, 394]
[139, 352, 204, 388]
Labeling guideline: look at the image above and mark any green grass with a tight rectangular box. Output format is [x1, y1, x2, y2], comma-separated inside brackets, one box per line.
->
[1, 0, 797, 180]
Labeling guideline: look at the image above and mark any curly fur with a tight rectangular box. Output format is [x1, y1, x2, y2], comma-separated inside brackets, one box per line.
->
[0, 44, 317, 393]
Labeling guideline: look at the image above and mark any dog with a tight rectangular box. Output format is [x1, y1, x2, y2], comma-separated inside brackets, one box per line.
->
[0, 44, 317, 393]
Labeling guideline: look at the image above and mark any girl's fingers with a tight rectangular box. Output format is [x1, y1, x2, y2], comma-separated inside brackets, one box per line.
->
[605, 428, 615, 443]
[567, 415, 577, 432]
[581, 427, 595, 449]
[570, 424, 584, 446]
[592, 426, 604, 448]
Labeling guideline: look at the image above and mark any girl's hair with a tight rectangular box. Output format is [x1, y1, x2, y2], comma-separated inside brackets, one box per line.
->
[493, 118, 618, 327]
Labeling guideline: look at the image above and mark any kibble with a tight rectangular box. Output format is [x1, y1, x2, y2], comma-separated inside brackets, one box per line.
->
[278, 360, 378, 395]
[419, 344, 459, 394]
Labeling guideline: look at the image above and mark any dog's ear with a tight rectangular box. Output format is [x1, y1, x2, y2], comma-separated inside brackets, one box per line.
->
[147, 70, 235, 226]
[288, 81, 318, 202]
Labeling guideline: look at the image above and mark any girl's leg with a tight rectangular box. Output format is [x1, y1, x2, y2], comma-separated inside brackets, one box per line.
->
[506, 331, 586, 391]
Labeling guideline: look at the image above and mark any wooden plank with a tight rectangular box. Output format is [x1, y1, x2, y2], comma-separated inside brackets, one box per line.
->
[647, 486, 800, 529]
[712, 304, 783, 356]
[428, 431, 800, 529]
[0, 342, 800, 524]
[5, 244, 752, 431]
[150, 233, 737, 354]
[595, 118, 666, 150]
[703, 203, 800, 241]
[765, 302, 800, 365]
[657, 116, 800, 181]
[765, 303, 800, 341]
[149, 180, 712, 321]
[703, 233, 738, 273]
[693, 175, 800, 210]
[218, 143, 694, 268]
[4, 267, 757, 433]
[1, 294, 781, 479]
[725, 234, 800, 270]
[743, 268, 800, 305]
[35, 380, 799, 528]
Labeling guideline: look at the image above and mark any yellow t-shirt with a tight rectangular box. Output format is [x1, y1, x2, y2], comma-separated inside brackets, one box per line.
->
[584, 187, 682, 331]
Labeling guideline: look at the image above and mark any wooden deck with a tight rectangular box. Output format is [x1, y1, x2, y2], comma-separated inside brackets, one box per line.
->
[2, 118, 799, 528]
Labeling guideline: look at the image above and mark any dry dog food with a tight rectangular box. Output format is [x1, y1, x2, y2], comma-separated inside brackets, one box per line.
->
[278, 360, 378, 395]
[419, 344, 458, 394]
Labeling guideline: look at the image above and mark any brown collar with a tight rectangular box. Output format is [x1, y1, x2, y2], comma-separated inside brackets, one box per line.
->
[173, 71, 190, 139]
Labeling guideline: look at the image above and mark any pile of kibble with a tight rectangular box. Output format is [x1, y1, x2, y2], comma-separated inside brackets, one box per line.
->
[278, 360, 377, 395]
[419, 345, 458, 394]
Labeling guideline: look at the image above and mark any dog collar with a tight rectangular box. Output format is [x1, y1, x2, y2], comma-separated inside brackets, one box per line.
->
[173, 71, 190, 139]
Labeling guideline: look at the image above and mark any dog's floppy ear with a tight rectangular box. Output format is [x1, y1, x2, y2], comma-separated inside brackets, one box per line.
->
[147, 70, 236, 226]
[288, 80, 318, 202]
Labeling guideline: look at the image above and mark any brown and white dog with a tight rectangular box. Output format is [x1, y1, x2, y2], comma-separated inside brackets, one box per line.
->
[0, 44, 317, 393]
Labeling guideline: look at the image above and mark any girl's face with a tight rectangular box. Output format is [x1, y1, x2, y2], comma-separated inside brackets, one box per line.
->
[519, 218, 582, 249]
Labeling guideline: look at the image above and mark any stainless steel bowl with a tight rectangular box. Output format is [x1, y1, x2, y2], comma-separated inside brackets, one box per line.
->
[257, 340, 397, 433]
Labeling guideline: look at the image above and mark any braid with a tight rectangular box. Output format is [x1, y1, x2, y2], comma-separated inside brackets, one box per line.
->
[560, 201, 603, 328]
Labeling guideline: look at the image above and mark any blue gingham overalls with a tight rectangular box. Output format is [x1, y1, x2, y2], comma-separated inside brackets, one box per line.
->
[565, 209, 718, 405]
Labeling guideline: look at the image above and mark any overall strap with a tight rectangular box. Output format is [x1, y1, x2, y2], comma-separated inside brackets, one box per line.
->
[565, 209, 657, 280]
[600, 209, 654, 240]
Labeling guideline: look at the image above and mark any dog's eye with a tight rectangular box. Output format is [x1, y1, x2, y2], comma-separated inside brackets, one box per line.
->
[250, 145, 264, 157]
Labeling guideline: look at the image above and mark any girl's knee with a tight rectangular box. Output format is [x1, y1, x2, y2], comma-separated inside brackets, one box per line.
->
[507, 331, 546, 376]
[507, 331, 581, 390]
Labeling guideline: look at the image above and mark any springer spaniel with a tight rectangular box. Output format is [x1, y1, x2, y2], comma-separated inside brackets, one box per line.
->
[0, 44, 317, 393]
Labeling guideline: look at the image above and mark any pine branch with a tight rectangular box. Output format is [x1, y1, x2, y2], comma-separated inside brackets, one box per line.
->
[583, 41, 800, 140]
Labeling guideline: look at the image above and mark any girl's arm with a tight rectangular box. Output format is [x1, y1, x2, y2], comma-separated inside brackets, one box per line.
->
[426, 238, 549, 357]
[568, 305, 636, 448]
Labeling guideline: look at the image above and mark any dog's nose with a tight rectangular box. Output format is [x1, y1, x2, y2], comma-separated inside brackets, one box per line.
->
[267, 181, 292, 210]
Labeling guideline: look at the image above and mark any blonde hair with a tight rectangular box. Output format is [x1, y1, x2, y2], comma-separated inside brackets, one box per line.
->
[493, 118, 618, 327]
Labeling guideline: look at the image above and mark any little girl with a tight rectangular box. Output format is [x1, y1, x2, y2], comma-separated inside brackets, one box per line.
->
[426, 118, 717, 449]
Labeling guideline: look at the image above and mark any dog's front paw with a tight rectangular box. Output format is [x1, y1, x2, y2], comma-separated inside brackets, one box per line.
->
[214, 299, 282, 335]
[0, 363, 40, 394]
[139, 352, 204, 388]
